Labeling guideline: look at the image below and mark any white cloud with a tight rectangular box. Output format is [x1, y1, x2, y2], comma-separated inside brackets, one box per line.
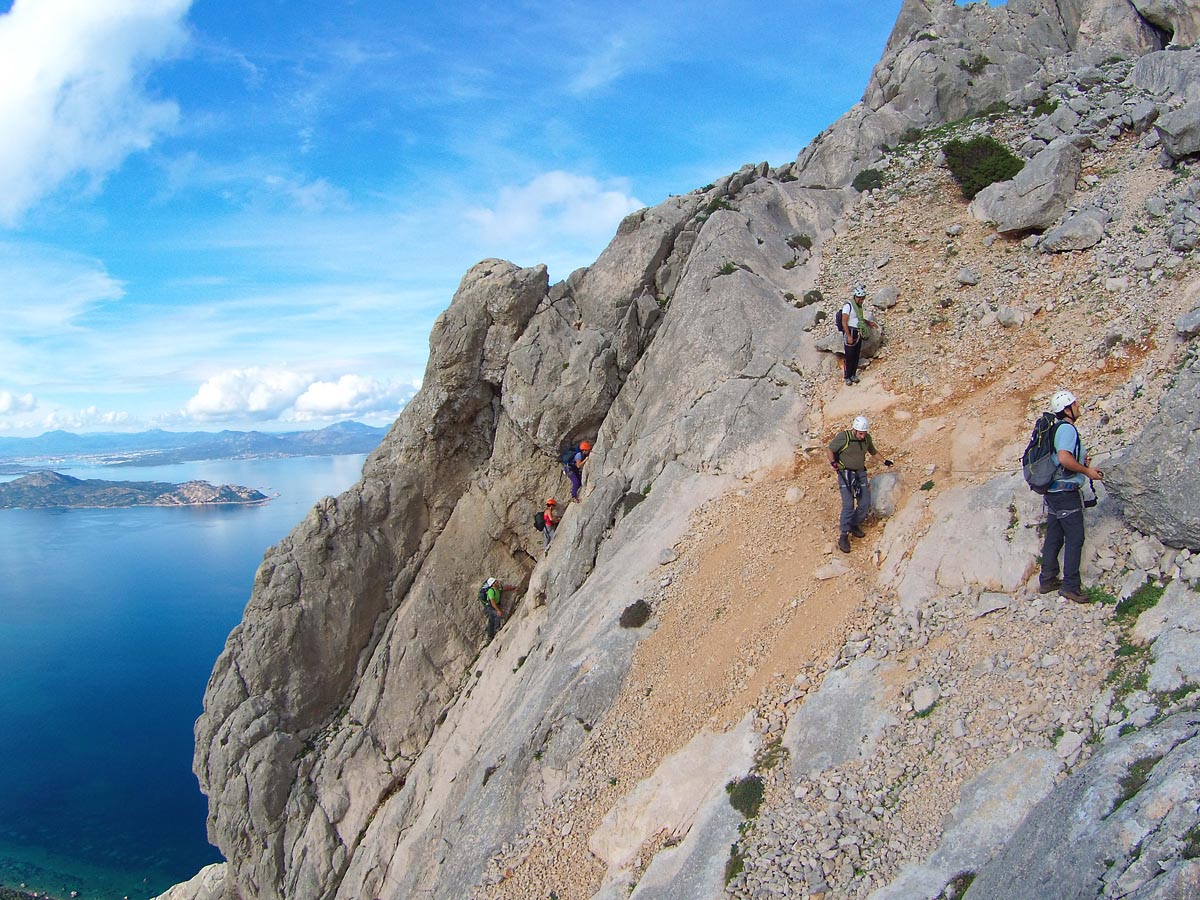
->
[0, 0, 190, 225]
[293, 374, 407, 419]
[184, 367, 311, 421]
[466, 171, 643, 245]
[0, 391, 37, 415]
[568, 34, 633, 94]
[0, 241, 125, 333]
[41, 406, 131, 431]
[184, 367, 416, 426]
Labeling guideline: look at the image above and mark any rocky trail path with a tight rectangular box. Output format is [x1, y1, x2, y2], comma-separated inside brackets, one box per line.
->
[482, 99, 1200, 900]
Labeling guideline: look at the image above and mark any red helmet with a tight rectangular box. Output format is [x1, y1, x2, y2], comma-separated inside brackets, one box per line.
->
[545, 498, 557, 506]
[579, 441, 592, 451]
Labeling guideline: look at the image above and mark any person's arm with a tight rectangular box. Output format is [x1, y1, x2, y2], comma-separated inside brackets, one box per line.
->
[1056, 448, 1103, 480]
[826, 447, 838, 470]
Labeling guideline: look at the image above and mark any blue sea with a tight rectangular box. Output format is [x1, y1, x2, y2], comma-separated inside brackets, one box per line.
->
[0, 454, 368, 900]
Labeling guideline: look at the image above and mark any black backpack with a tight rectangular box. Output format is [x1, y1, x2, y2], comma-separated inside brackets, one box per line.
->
[533, 511, 546, 532]
[834, 307, 845, 334]
[1022, 413, 1079, 494]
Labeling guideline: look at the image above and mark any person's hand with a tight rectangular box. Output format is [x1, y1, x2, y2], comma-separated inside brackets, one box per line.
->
[1090, 467, 1104, 481]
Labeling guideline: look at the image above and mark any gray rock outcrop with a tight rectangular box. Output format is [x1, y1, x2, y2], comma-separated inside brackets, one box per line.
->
[965, 711, 1200, 900]
[1155, 99, 1200, 159]
[1040, 204, 1112, 251]
[1105, 361, 1200, 548]
[969, 139, 1083, 232]
[1131, 0, 1200, 46]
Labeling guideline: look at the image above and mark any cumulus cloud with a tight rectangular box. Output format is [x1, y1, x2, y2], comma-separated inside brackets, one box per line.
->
[0, 391, 37, 415]
[41, 406, 131, 431]
[0, 0, 190, 225]
[466, 171, 643, 244]
[185, 367, 311, 421]
[184, 367, 416, 425]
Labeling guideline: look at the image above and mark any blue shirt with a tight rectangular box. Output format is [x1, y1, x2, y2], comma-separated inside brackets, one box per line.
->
[1049, 422, 1085, 491]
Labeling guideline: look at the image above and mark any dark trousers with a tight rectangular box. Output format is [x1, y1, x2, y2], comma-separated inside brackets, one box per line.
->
[565, 465, 582, 499]
[844, 336, 862, 379]
[838, 469, 871, 534]
[486, 606, 502, 640]
[1041, 490, 1085, 591]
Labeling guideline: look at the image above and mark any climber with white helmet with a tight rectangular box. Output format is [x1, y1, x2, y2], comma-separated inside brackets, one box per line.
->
[826, 414, 893, 553]
[836, 284, 878, 386]
[1038, 389, 1104, 603]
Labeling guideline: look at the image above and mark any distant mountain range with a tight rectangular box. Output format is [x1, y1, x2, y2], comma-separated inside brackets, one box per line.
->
[0, 470, 269, 509]
[0, 421, 389, 472]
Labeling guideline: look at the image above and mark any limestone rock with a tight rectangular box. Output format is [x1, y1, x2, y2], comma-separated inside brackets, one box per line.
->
[783, 658, 897, 778]
[970, 139, 1083, 233]
[966, 711, 1200, 900]
[1040, 205, 1112, 251]
[1105, 363, 1200, 547]
[153, 865, 230, 900]
[1176, 306, 1200, 338]
[871, 285, 900, 309]
[1128, 48, 1200, 102]
[1131, 581, 1200, 692]
[1155, 99, 1200, 159]
[1131, 1, 1200, 48]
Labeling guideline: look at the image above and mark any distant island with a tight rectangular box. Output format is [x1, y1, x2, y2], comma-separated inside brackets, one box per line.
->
[0, 471, 269, 509]
[0, 420, 388, 474]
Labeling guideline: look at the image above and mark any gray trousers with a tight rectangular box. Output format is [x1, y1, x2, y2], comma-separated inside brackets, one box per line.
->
[1041, 490, 1085, 592]
[838, 469, 871, 534]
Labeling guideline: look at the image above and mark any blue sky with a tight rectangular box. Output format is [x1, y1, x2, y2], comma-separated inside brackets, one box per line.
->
[0, 0, 904, 436]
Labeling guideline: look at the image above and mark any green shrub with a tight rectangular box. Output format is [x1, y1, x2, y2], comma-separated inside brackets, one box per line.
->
[1115, 580, 1165, 623]
[787, 232, 813, 251]
[920, 480, 935, 491]
[724, 843, 746, 885]
[941, 135, 1024, 199]
[618, 600, 651, 628]
[803, 288, 824, 306]
[852, 168, 885, 192]
[706, 197, 733, 214]
[900, 127, 924, 144]
[726, 775, 765, 819]
[716, 262, 739, 277]
[959, 54, 990, 75]
[1032, 98, 1059, 117]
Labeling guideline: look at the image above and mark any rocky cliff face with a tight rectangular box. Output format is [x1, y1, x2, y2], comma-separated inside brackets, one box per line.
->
[173, 3, 1200, 900]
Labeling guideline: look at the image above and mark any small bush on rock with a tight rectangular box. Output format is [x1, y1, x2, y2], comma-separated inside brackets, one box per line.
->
[852, 168, 885, 192]
[941, 135, 1024, 200]
[726, 775, 765, 819]
[618, 599, 651, 628]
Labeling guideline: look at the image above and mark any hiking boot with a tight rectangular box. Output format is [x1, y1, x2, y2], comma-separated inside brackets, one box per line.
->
[1038, 577, 1062, 594]
[1059, 587, 1091, 604]
[837, 533, 851, 553]
[850, 525, 866, 538]
[851, 374, 861, 384]
[844, 377, 853, 386]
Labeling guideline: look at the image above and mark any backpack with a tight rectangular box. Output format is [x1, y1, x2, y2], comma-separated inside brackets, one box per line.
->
[835, 308, 845, 334]
[533, 511, 546, 532]
[560, 445, 580, 468]
[478, 583, 491, 606]
[1021, 413, 1079, 495]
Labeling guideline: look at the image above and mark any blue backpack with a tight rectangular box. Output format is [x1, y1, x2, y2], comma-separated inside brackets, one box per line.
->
[1022, 414, 1079, 494]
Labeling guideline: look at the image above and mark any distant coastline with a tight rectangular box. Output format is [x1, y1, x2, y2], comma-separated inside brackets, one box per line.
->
[0, 471, 269, 510]
[0, 421, 388, 474]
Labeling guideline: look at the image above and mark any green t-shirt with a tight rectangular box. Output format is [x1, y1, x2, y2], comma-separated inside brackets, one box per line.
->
[486, 585, 502, 608]
[828, 430, 877, 471]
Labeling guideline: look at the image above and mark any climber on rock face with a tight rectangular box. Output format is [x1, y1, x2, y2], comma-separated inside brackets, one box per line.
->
[562, 441, 591, 502]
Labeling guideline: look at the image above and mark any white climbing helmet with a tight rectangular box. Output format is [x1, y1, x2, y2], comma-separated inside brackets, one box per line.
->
[485, 577, 497, 587]
[852, 415, 870, 432]
[1050, 390, 1077, 413]
[852, 284, 867, 299]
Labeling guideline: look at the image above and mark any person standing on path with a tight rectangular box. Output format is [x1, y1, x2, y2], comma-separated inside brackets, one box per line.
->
[541, 498, 559, 554]
[826, 415, 891, 553]
[1038, 390, 1104, 603]
[839, 285, 875, 386]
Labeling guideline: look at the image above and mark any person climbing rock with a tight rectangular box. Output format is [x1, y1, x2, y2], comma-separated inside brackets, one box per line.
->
[480, 577, 515, 641]
[826, 415, 891, 553]
[563, 441, 591, 501]
[838, 285, 877, 386]
[541, 498, 559, 554]
[1038, 390, 1104, 603]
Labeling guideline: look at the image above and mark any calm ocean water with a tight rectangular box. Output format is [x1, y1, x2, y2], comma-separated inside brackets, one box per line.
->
[0, 454, 368, 900]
